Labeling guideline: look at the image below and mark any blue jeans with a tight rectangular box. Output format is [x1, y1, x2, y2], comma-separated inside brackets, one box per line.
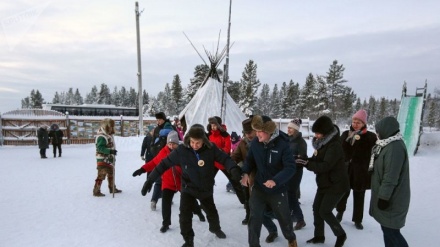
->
[381, 225, 409, 247]
[151, 177, 162, 202]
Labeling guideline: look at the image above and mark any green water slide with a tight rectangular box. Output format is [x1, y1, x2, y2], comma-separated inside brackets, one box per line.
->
[397, 82, 427, 156]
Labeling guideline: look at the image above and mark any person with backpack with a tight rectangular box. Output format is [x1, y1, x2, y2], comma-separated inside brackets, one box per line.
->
[133, 130, 206, 233]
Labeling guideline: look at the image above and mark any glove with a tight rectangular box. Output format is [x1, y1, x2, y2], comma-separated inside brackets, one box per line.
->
[110, 149, 118, 155]
[295, 159, 308, 166]
[132, 168, 145, 177]
[141, 156, 145, 161]
[141, 179, 154, 196]
[378, 199, 390, 210]
[230, 167, 242, 183]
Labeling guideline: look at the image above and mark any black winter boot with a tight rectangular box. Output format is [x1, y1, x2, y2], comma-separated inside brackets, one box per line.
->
[306, 236, 325, 244]
[335, 234, 347, 247]
[181, 237, 194, 247]
[210, 229, 226, 239]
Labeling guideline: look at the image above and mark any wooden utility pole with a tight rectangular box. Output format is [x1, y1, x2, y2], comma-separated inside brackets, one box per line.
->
[221, 0, 232, 121]
[135, 2, 143, 136]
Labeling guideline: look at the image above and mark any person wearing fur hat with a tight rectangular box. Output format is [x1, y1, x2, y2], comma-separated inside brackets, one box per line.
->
[286, 118, 308, 230]
[132, 131, 206, 233]
[231, 116, 279, 243]
[48, 123, 64, 158]
[335, 109, 377, 230]
[296, 115, 349, 247]
[240, 115, 298, 247]
[37, 125, 49, 159]
[93, 118, 121, 197]
[207, 116, 246, 205]
[141, 124, 242, 247]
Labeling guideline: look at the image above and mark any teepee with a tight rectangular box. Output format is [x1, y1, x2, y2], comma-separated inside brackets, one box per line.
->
[178, 37, 246, 134]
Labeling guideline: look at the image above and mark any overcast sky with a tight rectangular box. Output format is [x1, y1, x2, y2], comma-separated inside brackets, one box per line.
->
[1, 0, 439, 114]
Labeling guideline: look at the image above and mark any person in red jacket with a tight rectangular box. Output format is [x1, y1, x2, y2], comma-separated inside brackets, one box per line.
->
[207, 116, 245, 205]
[132, 130, 205, 233]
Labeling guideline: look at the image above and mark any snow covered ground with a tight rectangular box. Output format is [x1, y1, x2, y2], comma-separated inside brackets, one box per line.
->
[1, 130, 439, 247]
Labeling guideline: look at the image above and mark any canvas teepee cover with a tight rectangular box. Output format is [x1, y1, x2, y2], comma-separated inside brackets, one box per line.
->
[179, 77, 246, 134]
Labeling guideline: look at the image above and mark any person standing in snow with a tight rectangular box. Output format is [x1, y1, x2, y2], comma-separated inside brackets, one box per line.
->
[141, 124, 242, 247]
[369, 116, 410, 247]
[296, 115, 348, 247]
[140, 129, 153, 162]
[37, 125, 49, 159]
[335, 109, 377, 230]
[240, 115, 298, 247]
[48, 124, 64, 158]
[92, 118, 121, 197]
[207, 116, 245, 205]
[286, 118, 308, 230]
[132, 130, 206, 233]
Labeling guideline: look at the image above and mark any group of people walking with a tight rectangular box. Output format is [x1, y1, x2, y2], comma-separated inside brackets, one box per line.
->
[91, 109, 410, 247]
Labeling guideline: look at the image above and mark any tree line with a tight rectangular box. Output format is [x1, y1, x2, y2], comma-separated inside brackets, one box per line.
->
[21, 59, 440, 128]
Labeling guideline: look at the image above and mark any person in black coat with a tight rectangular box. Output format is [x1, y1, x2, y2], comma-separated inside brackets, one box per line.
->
[48, 124, 64, 158]
[296, 116, 349, 247]
[335, 110, 377, 230]
[141, 124, 242, 247]
[37, 125, 49, 159]
[140, 130, 153, 162]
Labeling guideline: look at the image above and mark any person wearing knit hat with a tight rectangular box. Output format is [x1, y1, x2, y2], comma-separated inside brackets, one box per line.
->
[138, 124, 242, 246]
[296, 115, 348, 247]
[132, 129, 206, 233]
[335, 110, 377, 230]
[241, 115, 298, 247]
[286, 117, 308, 230]
[288, 118, 302, 131]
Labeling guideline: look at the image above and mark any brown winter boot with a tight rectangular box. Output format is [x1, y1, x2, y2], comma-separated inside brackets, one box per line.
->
[93, 179, 105, 197]
[108, 177, 122, 193]
[288, 239, 298, 247]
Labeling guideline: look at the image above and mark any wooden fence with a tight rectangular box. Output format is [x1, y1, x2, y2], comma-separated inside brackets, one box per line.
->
[0, 109, 156, 146]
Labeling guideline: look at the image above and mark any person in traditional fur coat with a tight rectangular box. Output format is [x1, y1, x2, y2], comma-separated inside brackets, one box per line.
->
[93, 118, 121, 197]
[369, 116, 410, 247]
[335, 109, 377, 230]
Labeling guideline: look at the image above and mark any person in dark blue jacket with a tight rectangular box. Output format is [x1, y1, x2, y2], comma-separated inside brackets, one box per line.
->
[241, 115, 298, 247]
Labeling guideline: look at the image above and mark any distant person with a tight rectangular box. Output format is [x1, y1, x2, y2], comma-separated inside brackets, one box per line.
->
[140, 124, 242, 247]
[140, 130, 153, 162]
[226, 131, 241, 193]
[369, 116, 410, 247]
[336, 109, 377, 230]
[241, 115, 298, 247]
[296, 116, 349, 247]
[37, 125, 49, 159]
[132, 131, 205, 233]
[92, 118, 121, 197]
[48, 124, 64, 158]
[286, 118, 307, 230]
